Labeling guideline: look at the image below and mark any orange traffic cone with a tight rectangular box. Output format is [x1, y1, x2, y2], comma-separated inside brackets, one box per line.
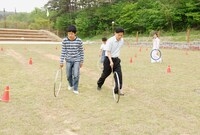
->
[29, 58, 33, 65]
[130, 57, 133, 63]
[1, 86, 10, 102]
[167, 65, 171, 73]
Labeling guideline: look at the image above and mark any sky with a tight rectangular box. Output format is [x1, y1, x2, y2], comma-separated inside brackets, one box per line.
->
[0, 0, 49, 13]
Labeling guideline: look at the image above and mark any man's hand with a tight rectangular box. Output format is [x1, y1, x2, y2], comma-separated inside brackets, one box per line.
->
[80, 63, 83, 68]
[60, 64, 64, 68]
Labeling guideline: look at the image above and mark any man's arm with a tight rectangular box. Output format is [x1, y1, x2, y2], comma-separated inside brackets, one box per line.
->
[79, 41, 84, 68]
[107, 51, 113, 69]
[60, 42, 66, 68]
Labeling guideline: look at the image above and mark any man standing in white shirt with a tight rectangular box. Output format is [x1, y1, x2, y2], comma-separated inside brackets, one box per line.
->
[97, 27, 125, 95]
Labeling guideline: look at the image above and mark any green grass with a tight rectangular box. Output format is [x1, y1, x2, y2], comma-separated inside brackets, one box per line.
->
[0, 43, 200, 135]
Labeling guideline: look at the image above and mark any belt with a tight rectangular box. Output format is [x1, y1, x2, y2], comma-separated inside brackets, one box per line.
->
[105, 56, 118, 59]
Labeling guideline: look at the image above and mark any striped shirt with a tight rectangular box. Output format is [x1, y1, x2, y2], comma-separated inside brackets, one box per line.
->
[60, 37, 84, 64]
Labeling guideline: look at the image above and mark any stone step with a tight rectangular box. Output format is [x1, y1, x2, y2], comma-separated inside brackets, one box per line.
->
[0, 28, 62, 42]
[0, 37, 54, 41]
[0, 31, 42, 35]
[0, 34, 48, 38]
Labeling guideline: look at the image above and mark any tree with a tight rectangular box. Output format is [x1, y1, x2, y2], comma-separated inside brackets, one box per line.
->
[2, 0, 199, 37]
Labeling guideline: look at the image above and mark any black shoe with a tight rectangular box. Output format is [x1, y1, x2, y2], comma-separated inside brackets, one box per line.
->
[113, 87, 118, 94]
[97, 86, 101, 91]
[114, 90, 118, 94]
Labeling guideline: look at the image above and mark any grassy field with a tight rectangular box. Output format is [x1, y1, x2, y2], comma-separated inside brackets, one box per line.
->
[0, 42, 200, 135]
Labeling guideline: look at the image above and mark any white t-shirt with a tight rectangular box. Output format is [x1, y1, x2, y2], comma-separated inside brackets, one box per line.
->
[152, 37, 160, 49]
[105, 36, 124, 58]
[100, 43, 106, 50]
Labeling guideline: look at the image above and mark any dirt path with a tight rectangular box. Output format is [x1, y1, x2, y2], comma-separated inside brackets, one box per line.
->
[4, 49, 79, 135]
[3, 48, 199, 134]
[5, 49, 27, 65]
[43, 53, 136, 93]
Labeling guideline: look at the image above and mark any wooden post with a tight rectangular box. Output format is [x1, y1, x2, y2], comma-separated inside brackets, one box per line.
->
[15, 8, 17, 28]
[136, 31, 138, 45]
[186, 28, 190, 45]
[57, 30, 59, 36]
[157, 30, 160, 37]
[3, 8, 6, 28]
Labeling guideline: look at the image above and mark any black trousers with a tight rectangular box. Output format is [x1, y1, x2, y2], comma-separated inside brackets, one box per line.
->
[97, 57, 122, 90]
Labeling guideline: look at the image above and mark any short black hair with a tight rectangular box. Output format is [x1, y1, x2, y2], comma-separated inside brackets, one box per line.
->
[115, 27, 124, 33]
[67, 25, 77, 33]
[102, 37, 107, 41]
[154, 32, 159, 37]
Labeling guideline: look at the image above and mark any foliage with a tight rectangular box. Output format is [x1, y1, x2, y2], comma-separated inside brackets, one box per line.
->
[47, 0, 200, 36]
[0, 8, 50, 30]
[0, 0, 199, 37]
[0, 43, 200, 135]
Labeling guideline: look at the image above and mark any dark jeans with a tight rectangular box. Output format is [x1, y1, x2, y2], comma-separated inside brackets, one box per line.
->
[97, 57, 122, 90]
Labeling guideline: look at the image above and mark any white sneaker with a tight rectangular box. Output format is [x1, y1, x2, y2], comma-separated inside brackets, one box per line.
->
[119, 90, 124, 96]
[68, 86, 73, 90]
[73, 90, 79, 94]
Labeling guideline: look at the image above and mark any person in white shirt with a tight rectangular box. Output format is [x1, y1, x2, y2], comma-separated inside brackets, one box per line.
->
[151, 33, 162, 63]
[99, 37, 107, 68]
[97, 27, 125, 95]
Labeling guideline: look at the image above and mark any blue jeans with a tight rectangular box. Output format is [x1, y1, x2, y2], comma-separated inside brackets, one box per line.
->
[66, 61, 81, 91]
[100, 50, 105, 63]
